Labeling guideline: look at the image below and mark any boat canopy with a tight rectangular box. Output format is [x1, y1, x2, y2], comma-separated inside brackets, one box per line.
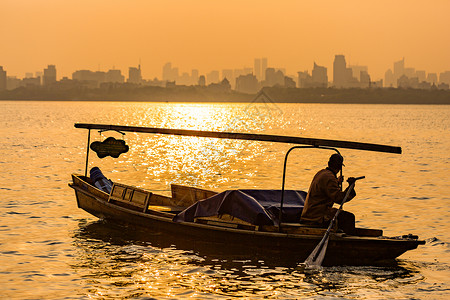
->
[75, 123, 402, 154]
[173, 189, 306, 226]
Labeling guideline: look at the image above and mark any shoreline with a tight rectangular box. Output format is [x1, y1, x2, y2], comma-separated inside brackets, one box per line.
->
[1, 86, 449, 104]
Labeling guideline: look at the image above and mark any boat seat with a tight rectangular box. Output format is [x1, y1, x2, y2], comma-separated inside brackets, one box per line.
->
[296, 223, 325, 228]
[195, 214, 258, 231]
[147, 205, 185, 213]
[109, 183, 152, 213]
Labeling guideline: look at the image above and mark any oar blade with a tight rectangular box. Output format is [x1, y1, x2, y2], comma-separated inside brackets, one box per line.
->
[304, 236, 329, 268]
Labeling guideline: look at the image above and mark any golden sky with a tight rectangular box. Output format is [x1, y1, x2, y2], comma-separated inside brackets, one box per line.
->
[1, 0, 449, 80]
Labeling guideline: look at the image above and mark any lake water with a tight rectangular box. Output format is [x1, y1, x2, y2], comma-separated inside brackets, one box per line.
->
[0, 100, 449, 299]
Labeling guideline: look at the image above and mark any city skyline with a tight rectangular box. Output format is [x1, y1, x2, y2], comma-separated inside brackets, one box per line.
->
[2, 54, 450, 84]
[2, 54, 450, 95]
[1, 0, 449, 80]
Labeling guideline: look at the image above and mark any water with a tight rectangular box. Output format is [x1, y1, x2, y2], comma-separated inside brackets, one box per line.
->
[0, 100, 449, 299]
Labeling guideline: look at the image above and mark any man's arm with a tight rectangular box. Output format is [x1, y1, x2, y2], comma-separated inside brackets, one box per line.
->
[325, 175, 356, 204]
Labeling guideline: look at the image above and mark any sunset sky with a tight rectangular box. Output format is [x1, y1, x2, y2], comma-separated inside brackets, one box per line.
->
[2, 0, 449, 80]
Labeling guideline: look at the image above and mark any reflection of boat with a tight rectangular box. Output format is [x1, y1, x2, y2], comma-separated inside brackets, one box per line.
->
[69, 123, 425, 266]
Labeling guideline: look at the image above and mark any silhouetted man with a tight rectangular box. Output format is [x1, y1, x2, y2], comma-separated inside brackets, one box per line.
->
[300, 153, 356, 234]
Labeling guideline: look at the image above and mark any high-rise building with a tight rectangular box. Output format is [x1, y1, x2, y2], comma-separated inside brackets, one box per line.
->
[222, 69, 234, 88]
[162, 62, 178, 81]
[297, 71, 311, 88]
[416, 70, 426, 82]
[349, 65, 368, 82]
[105, 69, 124, 83]
[427, 73, 438, 84]
[198, 75, 206, 86]
[128, 65, 142, 84]
[43, 65, 57, 85]
[177, 72, 191, 85]
[311, 63, 328, 88]
[235, 73, 259, 94]
[384, 69, 394, 87]
[333, 55, 347, 88]
[261, 58, 268, 80]
[405, 67, 416, 78]
[360, 71, 371, 88]
[264, 68, 284, 87]
[206, 70, 220, 84]
[393, 58, 405, 86]
[191, 69, 199, 85]
[72, 70, 106, 87]
[440, 71, 450, 85]
[254, 58, 261, 81]
[0, 66, 6, 91]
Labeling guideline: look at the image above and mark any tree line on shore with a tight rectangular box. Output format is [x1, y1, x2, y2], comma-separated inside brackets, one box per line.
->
[1, 85, 449, 104]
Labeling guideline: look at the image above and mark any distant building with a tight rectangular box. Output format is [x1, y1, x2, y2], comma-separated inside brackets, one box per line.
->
[297, 71, 312, 88]
[191, 69, 199, 85]
[297, 63, 328, 88]
[221, 69, 233, 79]
[105, 69, 124, 83]
[71, 68, 123, 87]
[418, 81, 432, 90]
[43, 65, 57, 86]
[128, 65, 142, 84]
[333, 55, 347, 88]
[162, 62, 178, 82]
[440, 71, 450, 85]
[222, 69, 234, 87]
[437, 82, 449, 90]
[235, 73, 259, 94]
[198, 75, 206, 86]
[427, 73, 437, 84]
[398, 75, 419, 89]
[284, 76, 296, 88]
[264, 68, 284, 87]
[206, 70, 220, 85]
[349, 65, 368, 82]
[254, 58, 261, 81]
[416, 70, 426, 82]
[22, 77, 41, 87]
[261, 58, 268, 80]
[234, 68, 253, 80]
[360, 71, 371, 88]
[6, 76, 21, 90]
[142, 77, 165, 87]
[404, 67, 416, 78]
[371, 79, 383, 88]
[0, 66, 6, 91]
[311, 63, 328, 88]
[208, 78, 231, 92]
[177, 72, 191, 86]
[393, 58, 405, 84]
[332, 55, 358, 88]
[72, 70, 101, 81]
[384, 69, 394, 88]
[165, 81, 176, 88]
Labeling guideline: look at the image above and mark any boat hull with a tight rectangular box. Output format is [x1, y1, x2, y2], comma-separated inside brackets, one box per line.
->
[70, 178, 423, 266]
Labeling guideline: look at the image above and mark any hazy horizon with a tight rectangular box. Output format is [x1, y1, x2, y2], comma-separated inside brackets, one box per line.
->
[2, 0, 449, 80]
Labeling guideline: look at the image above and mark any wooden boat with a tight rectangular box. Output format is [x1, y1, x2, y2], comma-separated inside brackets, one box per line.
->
[69, 123, 425, 266]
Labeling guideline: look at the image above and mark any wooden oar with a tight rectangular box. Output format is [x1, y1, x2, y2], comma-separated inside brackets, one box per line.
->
[303, 176, 365, 268]
[75, 123, 401, 154]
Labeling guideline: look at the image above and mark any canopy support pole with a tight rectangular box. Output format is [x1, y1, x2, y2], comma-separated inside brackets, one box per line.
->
[279, 145, 340, 231]
[84, 129, 91, 177]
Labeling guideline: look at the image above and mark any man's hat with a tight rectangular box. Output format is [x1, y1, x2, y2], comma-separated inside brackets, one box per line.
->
[328, 153, 345, 168]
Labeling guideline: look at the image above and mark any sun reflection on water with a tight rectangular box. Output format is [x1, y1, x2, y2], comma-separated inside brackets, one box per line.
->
[95, 102, 283, 192]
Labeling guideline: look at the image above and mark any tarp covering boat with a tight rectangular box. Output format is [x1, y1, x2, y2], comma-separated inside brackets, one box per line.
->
[173, 189, 306, 226]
